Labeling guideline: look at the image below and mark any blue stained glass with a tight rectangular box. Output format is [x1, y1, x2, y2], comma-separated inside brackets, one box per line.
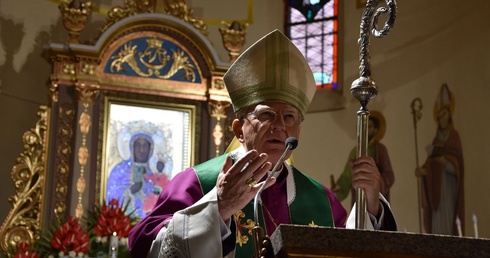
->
[313, 72, 331, 84]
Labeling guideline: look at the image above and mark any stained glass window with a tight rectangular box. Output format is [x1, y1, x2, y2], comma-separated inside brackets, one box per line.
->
[286, 0, 338, 89]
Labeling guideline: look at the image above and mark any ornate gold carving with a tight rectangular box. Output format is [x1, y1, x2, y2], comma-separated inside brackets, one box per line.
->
[138, 0, 157, 12]
[75, 203, 84, 219]
[100, 0, 143, 32]
[235, 210, 254, 247]
[81, 63, 95, 75]
[59, 0, 92, 43]
[212, 123, 223, 157]
[219, 21, 248, 62]
[213, 78, 225, 90]
[209, 101, 228, 120]
[0, 106, 49, 254]
[62, 63, 76, 75]
[109, 39, 197, 82]
[79, 112, 91, 135]
[100, 0, 152, 34]
[75, 105, 91, 219]
[163, 0, 208, 36]
[54, 103, 75, 217]
[48, 82, 59, 103]
[309, 220, 318, 227]
[209, 101, 230, 156]
[75, 83, 99, 104]
[78, 145, 89, 166]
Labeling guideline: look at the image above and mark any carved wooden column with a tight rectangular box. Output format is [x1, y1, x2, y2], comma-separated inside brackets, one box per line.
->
[74, 83, 99, 218]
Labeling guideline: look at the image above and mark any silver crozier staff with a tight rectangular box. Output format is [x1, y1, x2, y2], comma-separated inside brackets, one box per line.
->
[351, 0, 397, 229]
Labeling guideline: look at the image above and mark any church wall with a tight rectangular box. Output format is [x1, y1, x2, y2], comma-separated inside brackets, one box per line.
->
[295, 0, 490, 237]
[0, 0, 488, 239]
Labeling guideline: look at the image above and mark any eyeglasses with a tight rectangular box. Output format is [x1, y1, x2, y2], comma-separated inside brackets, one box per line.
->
[246, 109, 302, 127]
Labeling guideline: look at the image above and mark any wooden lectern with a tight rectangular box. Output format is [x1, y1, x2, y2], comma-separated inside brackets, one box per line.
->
[271, 225, 490, 258]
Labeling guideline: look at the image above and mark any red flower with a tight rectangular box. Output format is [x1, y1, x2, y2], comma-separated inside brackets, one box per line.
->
[50, 216, 90, 254]
[93, 199, 133, 238]
[13, 241, 39, 258]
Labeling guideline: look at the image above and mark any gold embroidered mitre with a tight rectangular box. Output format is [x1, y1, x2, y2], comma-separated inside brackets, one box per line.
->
[223, 29, 316, 117]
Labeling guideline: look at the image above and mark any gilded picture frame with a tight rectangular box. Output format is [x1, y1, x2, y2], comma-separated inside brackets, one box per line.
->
[100, 96, 197, 219]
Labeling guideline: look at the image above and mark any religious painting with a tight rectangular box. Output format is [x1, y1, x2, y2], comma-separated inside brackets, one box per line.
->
[417, 83, 465, 235]
[101, 98, 196, 219]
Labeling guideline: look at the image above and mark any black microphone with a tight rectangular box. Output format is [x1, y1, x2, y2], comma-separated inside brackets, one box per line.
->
[285, 137, 299, 151]
[251, 137, 298, 258]
[253, 137, 298, 226]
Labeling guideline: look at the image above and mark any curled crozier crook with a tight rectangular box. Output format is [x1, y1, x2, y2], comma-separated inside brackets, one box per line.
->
[351, 0, 397, 230]
[371, 0, 397, 38]
[357, 0, 397, 80]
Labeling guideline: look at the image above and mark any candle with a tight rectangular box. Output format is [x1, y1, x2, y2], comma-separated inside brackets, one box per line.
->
[455, 216, 462, 237]
[109, 232, 119, 258]
[473, 213, 479, 238]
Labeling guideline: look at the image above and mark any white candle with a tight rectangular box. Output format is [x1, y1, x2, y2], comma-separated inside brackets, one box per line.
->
[473, 213, 479, 238]
[109, 232, 119, 258]
[455, 216, 462, 237]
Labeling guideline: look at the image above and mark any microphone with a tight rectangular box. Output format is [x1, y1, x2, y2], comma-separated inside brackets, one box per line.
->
[285, 137, 299, 150]
[251, 137, 298, 258]
[253, 137, 298, 227]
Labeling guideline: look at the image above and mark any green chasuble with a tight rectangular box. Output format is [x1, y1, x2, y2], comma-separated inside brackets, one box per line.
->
[194, 154, 334, 258]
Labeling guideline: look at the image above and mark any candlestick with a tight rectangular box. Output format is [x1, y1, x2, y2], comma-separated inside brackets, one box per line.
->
[455, 216, 462, 237]
[473, 213, 479, 238]
[109, 232, 119, 258]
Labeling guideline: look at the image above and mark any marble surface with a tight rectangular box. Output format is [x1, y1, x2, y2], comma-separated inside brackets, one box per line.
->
[270, 225, 490, 258]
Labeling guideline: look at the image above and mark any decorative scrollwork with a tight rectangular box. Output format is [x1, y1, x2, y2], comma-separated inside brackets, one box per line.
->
[163, 0, 208, 36]
[109, 39, 197, 82]
[234, 210, 254, 247]
[54, 103, 75, 218]
[100, 0, 144, 34]
[99, 0, 208, 37]
[75, 83, 100, 105]
[0, 106, 49, 254]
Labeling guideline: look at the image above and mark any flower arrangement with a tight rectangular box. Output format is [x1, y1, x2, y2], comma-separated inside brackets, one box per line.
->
[11, 241, 38, 258]
[84, 199, 136, 258]
[4, 199, 136, 258]
[35, 216, 90, 257]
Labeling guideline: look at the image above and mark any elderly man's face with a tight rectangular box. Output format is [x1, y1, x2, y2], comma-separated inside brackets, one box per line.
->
[233, 102, 301, 165]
